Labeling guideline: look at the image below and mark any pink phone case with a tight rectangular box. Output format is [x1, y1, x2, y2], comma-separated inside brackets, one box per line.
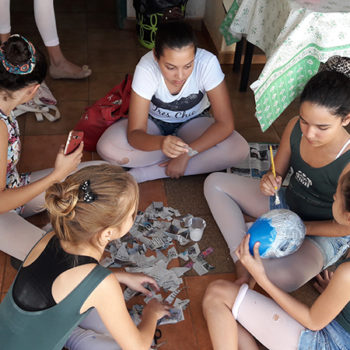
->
[64, 131, 84, 155]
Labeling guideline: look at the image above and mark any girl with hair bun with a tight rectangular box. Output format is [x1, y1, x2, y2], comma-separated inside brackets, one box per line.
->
[0, 35, 102, 262]
[0, 164, 170, 350]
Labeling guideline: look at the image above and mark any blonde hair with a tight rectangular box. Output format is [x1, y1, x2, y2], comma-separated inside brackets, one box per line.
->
[45, 164, 139, 243]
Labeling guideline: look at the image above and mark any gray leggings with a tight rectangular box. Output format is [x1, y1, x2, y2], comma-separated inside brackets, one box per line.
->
[96, 117, 249, 183]
[204, 172, 324, 292]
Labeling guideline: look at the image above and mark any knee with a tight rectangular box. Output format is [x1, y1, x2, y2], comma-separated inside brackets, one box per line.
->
[96, 134, 130, 166]
[203, 172, 224, 199]
[202, 279, 237, 314]
[230, 131, 250, 162]
[217, 131, 249, 166]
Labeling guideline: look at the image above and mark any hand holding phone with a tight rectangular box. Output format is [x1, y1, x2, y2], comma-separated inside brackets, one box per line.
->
[64, 130, 84, 155]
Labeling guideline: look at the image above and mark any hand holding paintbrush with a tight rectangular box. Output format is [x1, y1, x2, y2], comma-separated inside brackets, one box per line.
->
[259, 146, 282, 198]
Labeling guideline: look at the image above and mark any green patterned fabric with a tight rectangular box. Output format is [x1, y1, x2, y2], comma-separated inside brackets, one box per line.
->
[220, 0, 350, 131]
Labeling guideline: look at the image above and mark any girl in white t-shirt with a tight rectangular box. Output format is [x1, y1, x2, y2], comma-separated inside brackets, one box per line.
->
[97, 21, 249, 183]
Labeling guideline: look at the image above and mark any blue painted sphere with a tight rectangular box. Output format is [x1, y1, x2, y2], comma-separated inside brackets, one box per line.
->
[247, 209, 305, 258]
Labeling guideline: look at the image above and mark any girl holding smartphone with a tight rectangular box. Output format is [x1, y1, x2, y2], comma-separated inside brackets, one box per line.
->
[0, 35, 100, 261]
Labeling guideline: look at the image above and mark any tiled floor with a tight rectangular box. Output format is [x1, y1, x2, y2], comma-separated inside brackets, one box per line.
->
[0, 1, 306, 349]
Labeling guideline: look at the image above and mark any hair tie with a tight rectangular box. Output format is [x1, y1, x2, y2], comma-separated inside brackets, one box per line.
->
[318, 56, 350, 79]
[79, 180, 97, 203]
[0, 34, 36, 75]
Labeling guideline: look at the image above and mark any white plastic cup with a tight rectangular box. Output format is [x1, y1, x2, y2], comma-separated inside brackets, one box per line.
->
[189, 217, 206, 241]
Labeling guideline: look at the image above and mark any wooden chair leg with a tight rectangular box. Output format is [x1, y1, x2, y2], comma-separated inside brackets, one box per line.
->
[239, 41, 254, 92]
[116, 0, 127, 29]
[233, 39, 244, 72]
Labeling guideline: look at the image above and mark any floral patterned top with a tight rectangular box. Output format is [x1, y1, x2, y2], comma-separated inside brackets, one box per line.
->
[0, 110, 30, 214]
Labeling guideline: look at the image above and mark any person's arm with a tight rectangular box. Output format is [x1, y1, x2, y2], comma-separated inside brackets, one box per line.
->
[113, 271, 160, 296]
[0, 121, 83, 213]
[305, 220, 350, 237]
[236, 235, 350, 331]
[260, 117, 298, 196]
[159, 80, 237, 179]
[86, 273, 169, 350]
[185, 80, 235, 153]
[304, 162, 350, 237]
[127, 90, 188, 158]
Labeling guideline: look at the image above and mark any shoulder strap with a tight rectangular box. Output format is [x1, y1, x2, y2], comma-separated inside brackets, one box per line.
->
[336, 138, 350, 159]
[60, 264, 112, 310]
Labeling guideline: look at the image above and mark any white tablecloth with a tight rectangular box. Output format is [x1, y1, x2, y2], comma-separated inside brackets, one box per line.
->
[221, 0, 350, 131]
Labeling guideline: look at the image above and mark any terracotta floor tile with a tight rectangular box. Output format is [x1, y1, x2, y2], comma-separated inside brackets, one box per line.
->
[88, 48, 139, 74]
[87, 12, 116, 30]
[184, 273, 236, 350]
[46, 73, 89, 103]
[23, 100, 88, 136]
[55, 13, 88, 31]
[88, 29, 140, 51]
[0, 251, 7, 293]
[138, 179, 167, 211]
[239, 125, 281, 144]
[18, 134, 67, 173]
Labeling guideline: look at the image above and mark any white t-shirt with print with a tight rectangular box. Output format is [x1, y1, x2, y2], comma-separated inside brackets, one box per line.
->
[131, 48, 225, 123]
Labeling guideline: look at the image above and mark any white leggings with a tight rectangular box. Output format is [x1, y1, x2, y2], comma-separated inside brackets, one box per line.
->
[0, 161, 106, 261]
[0, 0, 59, 46]
[233, 284, 305, 350]
[66, 309, 122, 350]
[204, 172, 324, 292]
[97, 118, 249, 183]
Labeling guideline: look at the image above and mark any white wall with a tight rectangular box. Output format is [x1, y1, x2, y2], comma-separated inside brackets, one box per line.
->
[127, 0, 206, 18]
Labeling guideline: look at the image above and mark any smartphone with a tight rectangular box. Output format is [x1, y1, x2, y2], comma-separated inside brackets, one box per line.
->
[64, 130, 84, 155]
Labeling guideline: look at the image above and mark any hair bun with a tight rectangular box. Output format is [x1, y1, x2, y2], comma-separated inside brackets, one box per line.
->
[1, 36, 32, 66]
[45, 183, 79, 220]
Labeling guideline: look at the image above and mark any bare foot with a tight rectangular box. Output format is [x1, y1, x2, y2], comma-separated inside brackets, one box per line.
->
[49, 60, 92, 80]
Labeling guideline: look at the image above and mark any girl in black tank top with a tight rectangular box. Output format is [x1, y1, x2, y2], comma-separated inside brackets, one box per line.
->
[0, 164, 170, 350]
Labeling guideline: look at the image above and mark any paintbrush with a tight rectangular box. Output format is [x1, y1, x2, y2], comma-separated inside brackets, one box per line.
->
[269, 145, 280, 205]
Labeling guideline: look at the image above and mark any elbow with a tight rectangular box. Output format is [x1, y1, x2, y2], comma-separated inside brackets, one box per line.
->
[225, 119, 235, 135]
[126, 130, 136, 148]
[307, 323, 323, 332]
[304, 318, 324, 331]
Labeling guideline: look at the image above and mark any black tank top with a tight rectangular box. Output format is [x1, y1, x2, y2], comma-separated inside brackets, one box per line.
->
[12, 235, 98, 311]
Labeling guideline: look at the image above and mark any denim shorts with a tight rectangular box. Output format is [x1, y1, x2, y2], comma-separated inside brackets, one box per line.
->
[299, 320, 350, 350]
[148, 109, 212, 136]
[269, 187, 350, 269]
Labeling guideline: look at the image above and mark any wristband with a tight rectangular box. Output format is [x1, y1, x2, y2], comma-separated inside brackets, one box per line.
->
[186, 146, 198, 157]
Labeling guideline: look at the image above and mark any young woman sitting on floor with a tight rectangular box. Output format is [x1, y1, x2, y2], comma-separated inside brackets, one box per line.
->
[0, 35, 101, 262]
[0, 164, 170, 350]
[203, 169, 350, 350]
[204, 64, 350, 292]
[97, 21, 249, 183]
